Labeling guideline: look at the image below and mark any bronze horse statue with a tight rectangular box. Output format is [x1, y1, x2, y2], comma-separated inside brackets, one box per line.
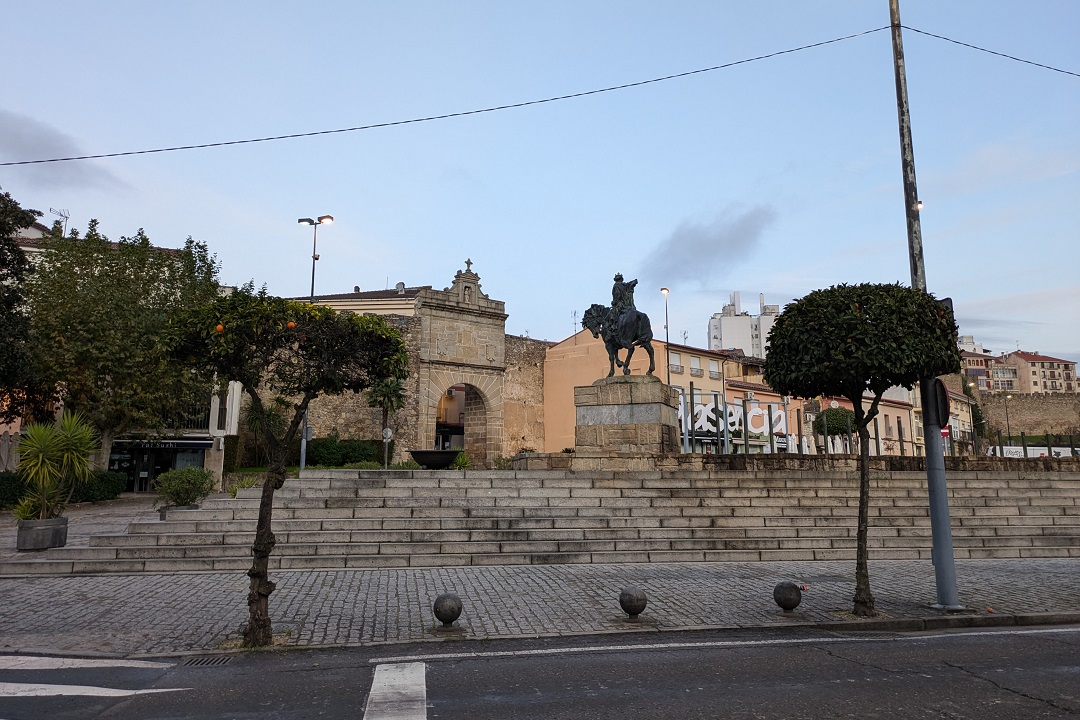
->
[582, 303, 656, 377]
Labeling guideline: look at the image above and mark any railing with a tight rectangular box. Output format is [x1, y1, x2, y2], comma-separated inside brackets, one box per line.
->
[670, 365, 684, 374]
[709, 371, 722, 379]
[690, 368, 704, 378]
[160, 405, 212, 431]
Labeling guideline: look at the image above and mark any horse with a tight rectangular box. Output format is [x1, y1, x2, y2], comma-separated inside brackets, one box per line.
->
[582, 303, 656, 378]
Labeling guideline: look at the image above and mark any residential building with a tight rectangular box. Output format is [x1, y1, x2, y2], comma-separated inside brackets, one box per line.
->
[961, 350, 996, 391]
[998, 351, 1077, 394]
[707, 292, 780, 358]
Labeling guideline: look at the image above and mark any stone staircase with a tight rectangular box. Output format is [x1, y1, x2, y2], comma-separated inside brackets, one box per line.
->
[2, 468, 1077, 575]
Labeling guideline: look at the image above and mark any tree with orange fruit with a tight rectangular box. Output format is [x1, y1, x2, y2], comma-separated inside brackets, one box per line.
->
[170, 283, 408, 647]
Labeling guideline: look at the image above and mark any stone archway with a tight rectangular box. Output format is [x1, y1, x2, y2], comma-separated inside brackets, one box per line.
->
[424, 371, 503, 469]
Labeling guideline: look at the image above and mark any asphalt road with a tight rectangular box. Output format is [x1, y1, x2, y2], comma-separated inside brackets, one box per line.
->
[2, 626, 1078, 719]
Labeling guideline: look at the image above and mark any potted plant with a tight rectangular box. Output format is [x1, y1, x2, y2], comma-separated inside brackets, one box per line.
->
[153, 466, 216, 519]
[14, 412, 98, 551]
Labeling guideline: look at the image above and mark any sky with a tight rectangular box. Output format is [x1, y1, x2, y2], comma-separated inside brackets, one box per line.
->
[3, 1, 1078, 362]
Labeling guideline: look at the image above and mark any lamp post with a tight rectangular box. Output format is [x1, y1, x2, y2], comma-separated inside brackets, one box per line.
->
[1004, 394, 1013, 445]
[660, 288, 670, 385]
[296, 214, 333, 471]
[298, 215, 334, 300]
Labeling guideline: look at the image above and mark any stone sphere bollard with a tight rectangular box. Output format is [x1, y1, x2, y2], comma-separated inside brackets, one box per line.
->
[773, 581, 802, 613]
[433, 592, 463, 626]
[619, 586, 648, 619]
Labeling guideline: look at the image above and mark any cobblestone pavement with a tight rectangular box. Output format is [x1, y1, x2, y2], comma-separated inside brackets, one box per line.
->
[1, 557, 1078, 658]
[1, 496, 1078, 658]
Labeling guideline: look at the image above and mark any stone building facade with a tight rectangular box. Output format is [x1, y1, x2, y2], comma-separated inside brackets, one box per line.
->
[305, 262, 548, 468]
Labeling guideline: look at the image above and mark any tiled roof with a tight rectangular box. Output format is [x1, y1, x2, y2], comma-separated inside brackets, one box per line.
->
[1008, 350, 1074, 364]
[303, 286, 429, 301]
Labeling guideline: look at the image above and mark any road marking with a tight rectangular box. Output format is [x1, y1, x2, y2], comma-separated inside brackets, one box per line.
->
[370, 626, 1080, 664]
[0, 657, 173, 671]
[0, 682, 189, 697]
[364, 662, 426, 720]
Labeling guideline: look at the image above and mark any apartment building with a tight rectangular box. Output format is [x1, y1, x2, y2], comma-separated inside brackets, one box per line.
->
[997, 351, 1077, 394]
[707, 292, 780, 358]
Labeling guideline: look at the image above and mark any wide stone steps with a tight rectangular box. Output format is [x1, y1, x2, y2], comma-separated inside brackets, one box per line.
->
[1, 468, 1077, 575]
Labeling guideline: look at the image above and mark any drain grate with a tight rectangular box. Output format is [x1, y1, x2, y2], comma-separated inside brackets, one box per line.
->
[183, 656, 234, 667]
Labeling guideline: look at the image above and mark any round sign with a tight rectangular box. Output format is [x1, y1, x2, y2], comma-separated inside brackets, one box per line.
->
[829, 400, 839, 409]
[382, 427, 393, 441]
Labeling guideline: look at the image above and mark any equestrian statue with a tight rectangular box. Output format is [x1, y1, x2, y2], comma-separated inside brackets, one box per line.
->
[581, 273, 656, 378]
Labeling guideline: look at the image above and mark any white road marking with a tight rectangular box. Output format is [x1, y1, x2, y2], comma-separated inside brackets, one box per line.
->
[0, 682, 189, 697]
[370, 626, 1080, 664]
[364, 662, 427, 720]
[0, 656, 173, 671]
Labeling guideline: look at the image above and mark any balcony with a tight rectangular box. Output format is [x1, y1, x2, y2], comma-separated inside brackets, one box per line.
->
[690, 368, 704, 378]
[669, 365, 684, 374]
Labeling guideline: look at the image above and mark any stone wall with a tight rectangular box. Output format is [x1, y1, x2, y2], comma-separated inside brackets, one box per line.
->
[979, 391, 1080, 437]
[306, 315, 424, 464]
[501, 335, 549, 456]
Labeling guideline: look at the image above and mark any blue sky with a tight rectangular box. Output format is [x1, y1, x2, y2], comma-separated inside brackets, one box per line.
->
[4, 1, 1078, 361]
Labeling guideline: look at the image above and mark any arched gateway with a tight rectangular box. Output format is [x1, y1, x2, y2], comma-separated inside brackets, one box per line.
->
[310, 260, 508, 468]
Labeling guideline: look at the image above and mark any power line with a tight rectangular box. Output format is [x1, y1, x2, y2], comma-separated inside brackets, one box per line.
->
[0, 27, 889, 167]
[2, 23, 1073, 169]
[902, 25, 1080, 78]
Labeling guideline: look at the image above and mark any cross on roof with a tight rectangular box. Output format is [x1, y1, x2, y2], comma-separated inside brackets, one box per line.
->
[465, 258, 473, 272]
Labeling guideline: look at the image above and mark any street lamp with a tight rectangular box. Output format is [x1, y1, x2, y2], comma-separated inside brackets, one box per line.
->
[296, 214, 332, 471]
[660, 288, 670, 385]
[1004, 394, 1013, 445]
[298, 215, 334, 301]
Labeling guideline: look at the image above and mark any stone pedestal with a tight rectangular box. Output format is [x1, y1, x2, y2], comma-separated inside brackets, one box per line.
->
[574, 375, 680, 455]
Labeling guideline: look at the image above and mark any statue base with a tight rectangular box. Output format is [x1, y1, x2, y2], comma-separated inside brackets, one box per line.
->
[574, 375, 680, 455]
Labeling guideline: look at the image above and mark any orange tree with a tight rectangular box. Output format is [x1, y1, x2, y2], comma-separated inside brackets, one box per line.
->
[763, 283, 959, 616]
[169, 284, 408, 647]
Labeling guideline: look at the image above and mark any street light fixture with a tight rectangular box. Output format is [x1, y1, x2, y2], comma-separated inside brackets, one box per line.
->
[297, 214, 333, 471]
[660, 288, 670, 385]
[1004, 393, 1013, 445]
[298, 215, 334, 301]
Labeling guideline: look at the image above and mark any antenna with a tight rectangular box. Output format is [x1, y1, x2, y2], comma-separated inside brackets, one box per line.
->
[571, 310, 578, 343]
[49, 208, 70, 235]
[682, 330, 688, 344]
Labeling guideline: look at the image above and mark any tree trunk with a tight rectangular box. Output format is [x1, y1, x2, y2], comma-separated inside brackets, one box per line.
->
[92, 427, 114, 472]
[852, 414, 875, 617]
[243, 452, 284, 647]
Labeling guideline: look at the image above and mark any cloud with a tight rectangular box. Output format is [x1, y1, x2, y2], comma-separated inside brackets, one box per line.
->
[932, 142, 1080, 201]
[638, 204, 777, 287]
[0, 109, 124, 191]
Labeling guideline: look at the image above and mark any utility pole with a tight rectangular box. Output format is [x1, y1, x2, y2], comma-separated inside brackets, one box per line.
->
[890, 0, 962, 609]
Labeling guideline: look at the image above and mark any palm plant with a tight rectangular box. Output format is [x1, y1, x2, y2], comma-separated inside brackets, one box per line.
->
[16, 412, 98, 520]
[366, 378, 406, 438]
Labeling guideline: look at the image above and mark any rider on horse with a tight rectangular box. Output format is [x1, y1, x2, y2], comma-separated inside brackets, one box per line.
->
[611, 273, 639, 349]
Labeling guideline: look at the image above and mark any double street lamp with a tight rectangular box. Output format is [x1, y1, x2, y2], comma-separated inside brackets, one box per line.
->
[297, 214, 333, 471]
[298, 215, 334, 301]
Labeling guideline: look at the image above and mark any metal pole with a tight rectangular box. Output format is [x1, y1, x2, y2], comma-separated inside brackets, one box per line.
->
[891, 0, 960, 609]
[310, 222, 318, 300]
[1004, 395, 1012, 444]
[662, 290, 671, 385]
[767, 405, 776, 454]
[689, 382, 697, 451]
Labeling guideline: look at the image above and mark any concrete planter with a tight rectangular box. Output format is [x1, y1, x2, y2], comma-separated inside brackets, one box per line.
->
[16, 517, 69, 551]
[409, 450, 460, 470]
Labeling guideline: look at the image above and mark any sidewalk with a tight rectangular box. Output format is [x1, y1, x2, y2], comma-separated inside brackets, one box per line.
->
[1, 496, 1078, 658]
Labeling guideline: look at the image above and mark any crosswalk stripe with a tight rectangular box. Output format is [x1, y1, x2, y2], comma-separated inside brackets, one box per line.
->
[0, 657, 173, 671]
[364, 663, 427, 720]
[0, 682, 189, 697]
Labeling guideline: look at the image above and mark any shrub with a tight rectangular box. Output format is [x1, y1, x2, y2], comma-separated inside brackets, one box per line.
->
[154, 467, 216, 507]
[227, 474, 262, 498]
[451, 452, 470, 470]
[307, 433, 385, 467]
[492, 456, 513, 470]
[0, 471, 28, 509]
[69, 471, 127, 503]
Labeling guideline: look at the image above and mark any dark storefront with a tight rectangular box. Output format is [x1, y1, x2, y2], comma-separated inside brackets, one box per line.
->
[109, 439, 211, 492]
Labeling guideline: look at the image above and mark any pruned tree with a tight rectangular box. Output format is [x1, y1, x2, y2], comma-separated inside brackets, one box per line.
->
[169, 284, 409, 647]
[764, 283, 960, 616]
[26, 220, 220, 466]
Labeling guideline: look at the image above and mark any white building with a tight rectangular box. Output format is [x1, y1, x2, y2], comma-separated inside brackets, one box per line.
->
[707, 292, 779, 358]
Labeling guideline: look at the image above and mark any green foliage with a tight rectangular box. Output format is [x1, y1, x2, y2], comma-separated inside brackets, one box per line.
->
[366, 377, 407, 435]
[451, 452, 470, 470]
[0, 471, 29, 509]
[813, 408, 856, 436]
[0, 192, 52, 423]
[764, 283, 961, 409]
[16, 412, 99, 519]
[69, 471, 128, 503]
[227, 473, 262, 498]
[492, 456, 514, 470]
[26, 219, 221, 461]
[307, 433, 385, 467]
[154, 467, 216, 507]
